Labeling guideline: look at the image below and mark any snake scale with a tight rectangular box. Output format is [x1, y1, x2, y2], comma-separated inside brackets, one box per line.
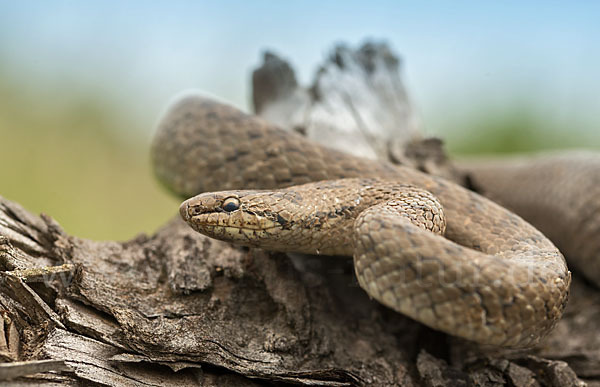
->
[461, 155, 600, 289]
[151, 95, 571, 348]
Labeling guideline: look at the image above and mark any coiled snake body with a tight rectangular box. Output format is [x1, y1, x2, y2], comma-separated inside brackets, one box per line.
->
[152, 96, 570, 348]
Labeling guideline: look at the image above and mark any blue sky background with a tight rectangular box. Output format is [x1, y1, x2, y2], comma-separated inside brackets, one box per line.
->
[1, 1, 599, 140]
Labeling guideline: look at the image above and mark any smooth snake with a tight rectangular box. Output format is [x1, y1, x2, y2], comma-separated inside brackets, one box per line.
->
[151, 95, 571, 348]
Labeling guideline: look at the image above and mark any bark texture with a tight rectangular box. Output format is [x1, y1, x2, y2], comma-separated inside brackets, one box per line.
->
[0, 42, 596, 386]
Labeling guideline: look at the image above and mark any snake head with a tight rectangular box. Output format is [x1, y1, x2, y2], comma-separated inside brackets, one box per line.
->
[179, 190, 290, 248]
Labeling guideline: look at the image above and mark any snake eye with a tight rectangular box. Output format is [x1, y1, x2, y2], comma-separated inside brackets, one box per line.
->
[222, 197, 240, 212]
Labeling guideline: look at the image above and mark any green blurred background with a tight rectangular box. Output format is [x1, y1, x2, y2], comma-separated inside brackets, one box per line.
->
[1, 2, 598, 241]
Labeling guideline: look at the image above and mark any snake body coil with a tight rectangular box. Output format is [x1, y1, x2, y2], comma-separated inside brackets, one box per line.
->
[152, 96, 571, 348]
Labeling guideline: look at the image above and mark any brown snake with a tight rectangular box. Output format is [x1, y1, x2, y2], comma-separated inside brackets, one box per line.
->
[151, 95, 571, 348]
[460, 154, 600, 289]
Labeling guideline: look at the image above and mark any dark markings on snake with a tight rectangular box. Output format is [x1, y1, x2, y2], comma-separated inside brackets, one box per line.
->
[248, 129, 262, 139]
[277, 214, 288, 226]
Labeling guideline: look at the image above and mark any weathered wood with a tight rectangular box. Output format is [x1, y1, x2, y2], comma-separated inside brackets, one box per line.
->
[0, 195, 427, 385]
[253, 42, 462, 185]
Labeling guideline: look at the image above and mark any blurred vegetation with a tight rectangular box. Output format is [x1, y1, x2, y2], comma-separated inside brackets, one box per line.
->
[0, 65, 177, 241]
[0, 63, 598, 241]
[442, 105, 599, 155]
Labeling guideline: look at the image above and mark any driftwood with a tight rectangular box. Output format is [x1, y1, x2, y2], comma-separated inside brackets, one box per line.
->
[0, 42, 596, 386]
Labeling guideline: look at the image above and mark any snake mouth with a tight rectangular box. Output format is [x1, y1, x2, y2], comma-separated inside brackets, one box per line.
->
[186, 218, 282, 247]
[196, 222, 280, 232]
[180, 200, 281, 233]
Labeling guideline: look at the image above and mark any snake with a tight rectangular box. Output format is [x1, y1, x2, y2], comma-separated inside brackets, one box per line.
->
[459, 154, 600, 288]
[151, 95, 571, 348]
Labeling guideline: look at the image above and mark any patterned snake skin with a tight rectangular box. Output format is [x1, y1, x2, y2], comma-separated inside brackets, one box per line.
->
[151, 96, 571, 348]
[462, 154, 600, 288]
